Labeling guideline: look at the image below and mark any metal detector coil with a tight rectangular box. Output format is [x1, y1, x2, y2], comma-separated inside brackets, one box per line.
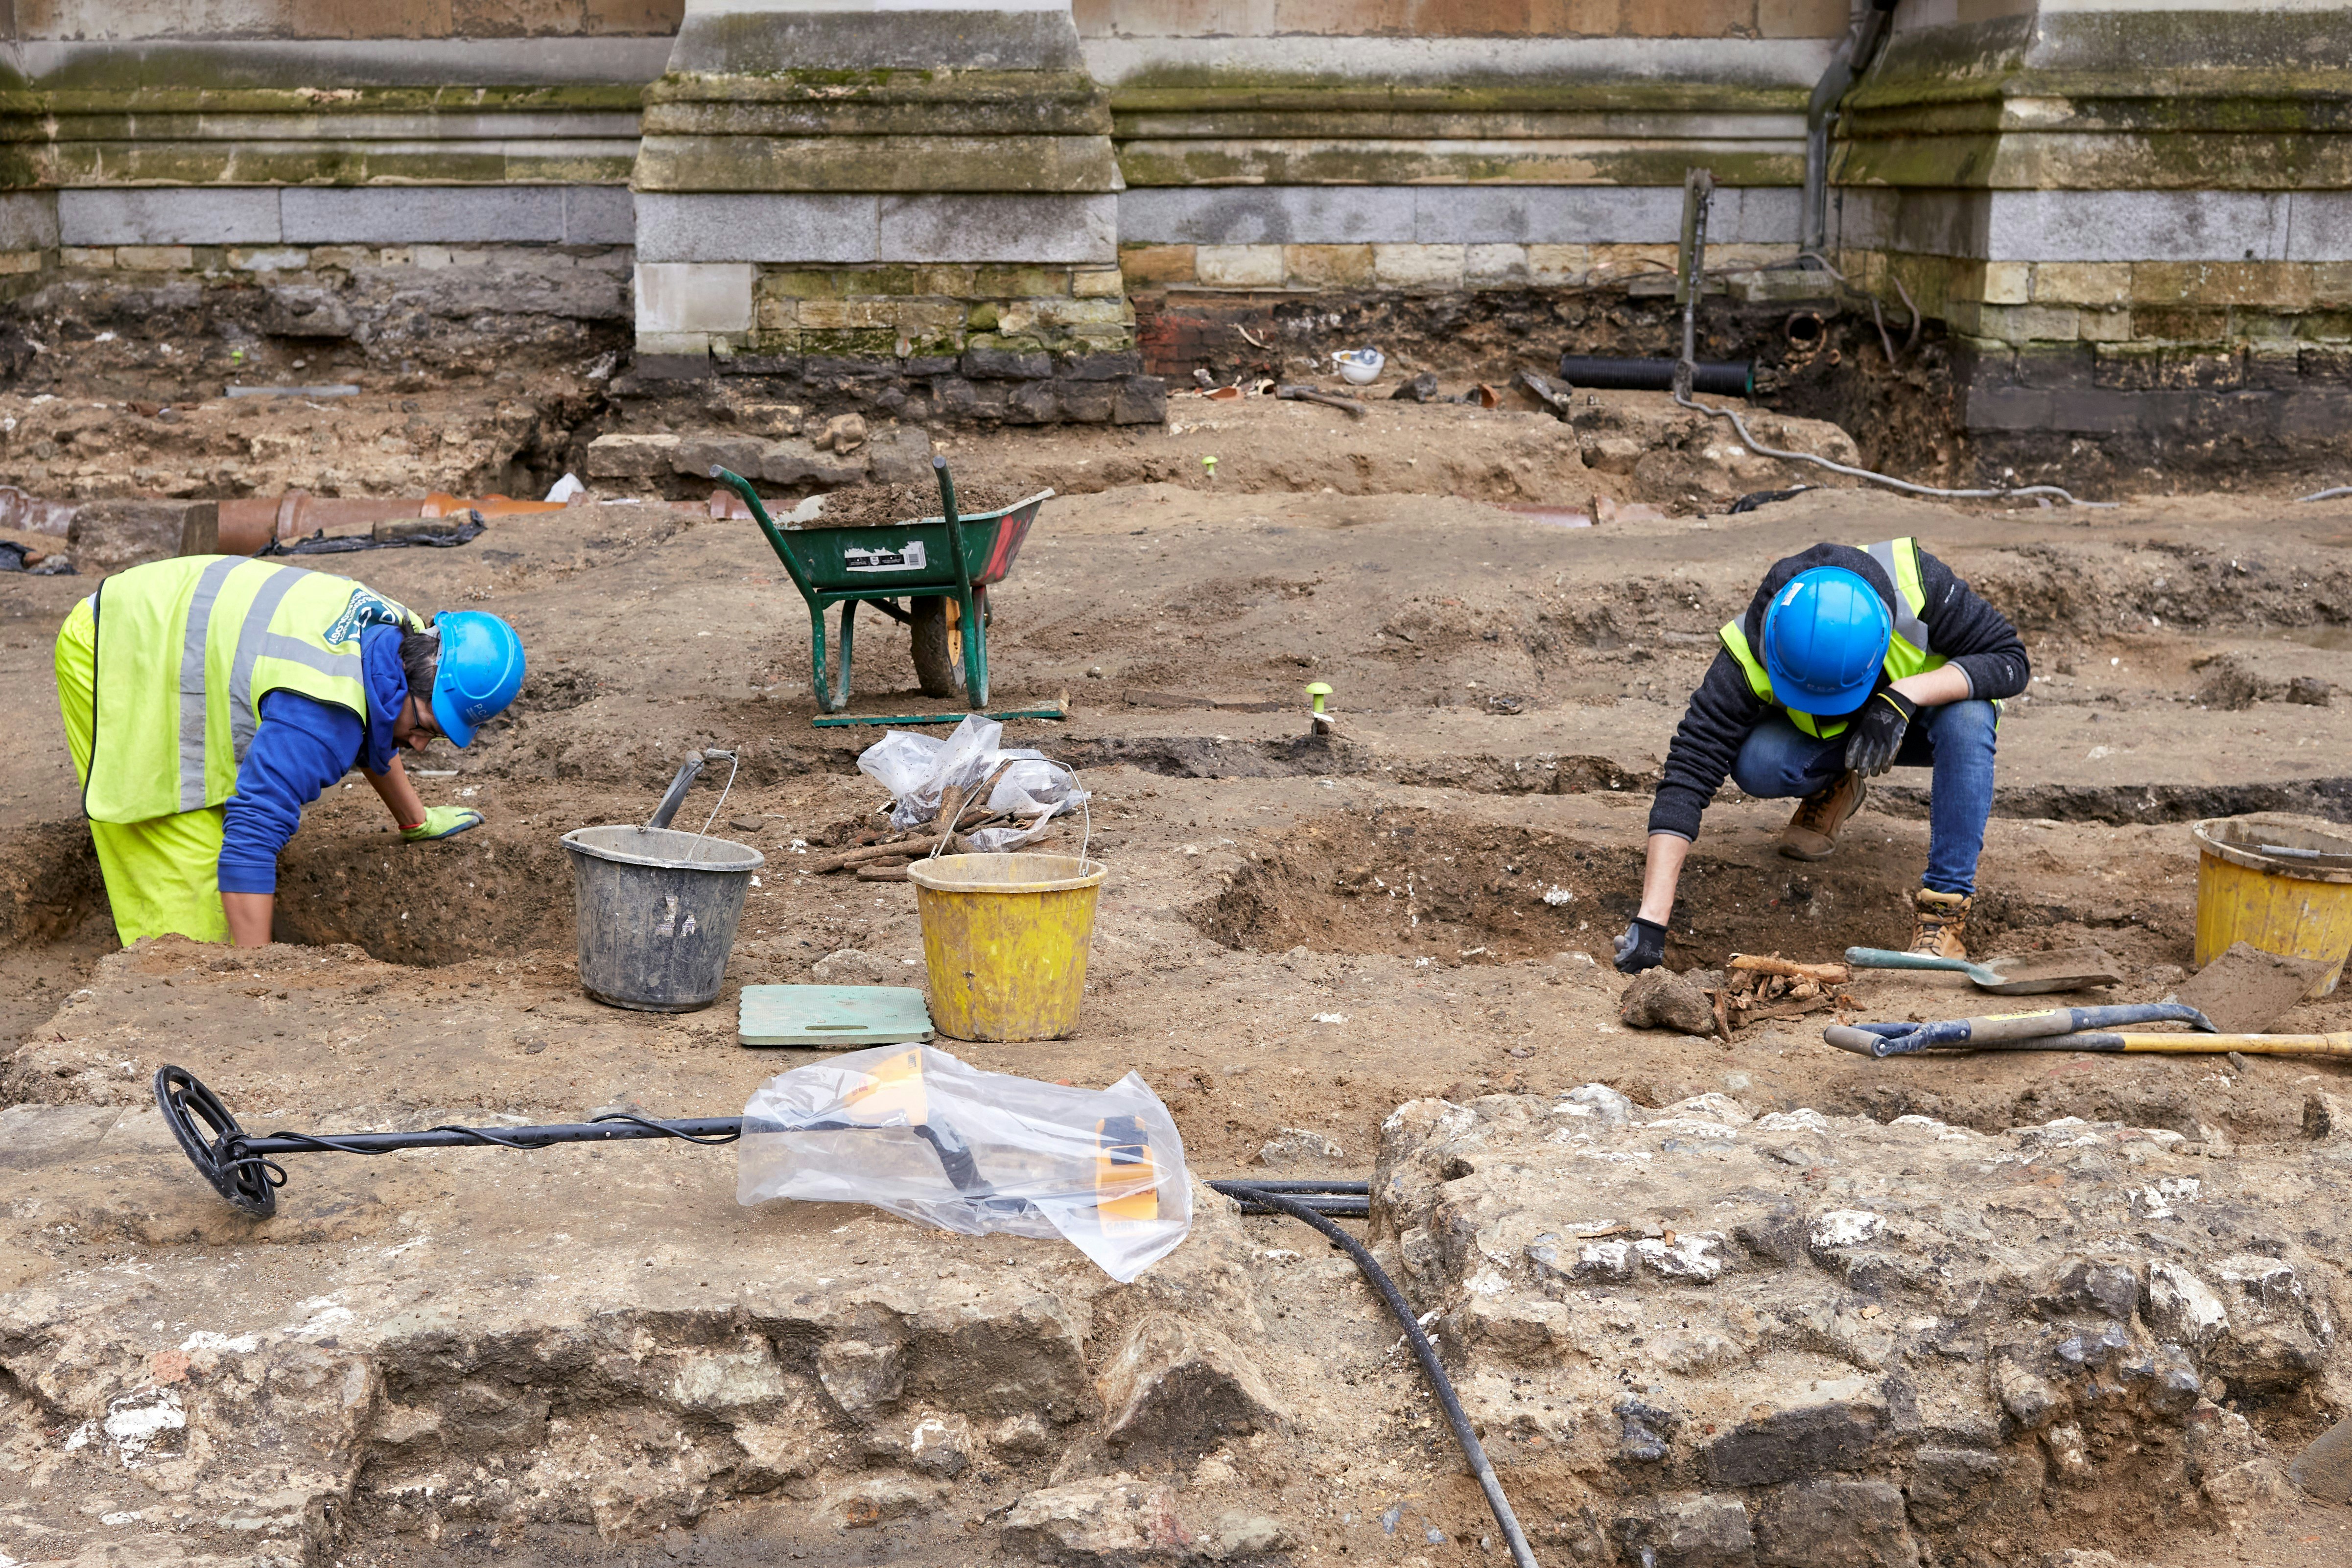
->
[158, 1064, 283, 1218]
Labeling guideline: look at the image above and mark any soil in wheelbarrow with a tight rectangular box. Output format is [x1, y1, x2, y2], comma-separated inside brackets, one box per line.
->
[817, 477, 1031, 527]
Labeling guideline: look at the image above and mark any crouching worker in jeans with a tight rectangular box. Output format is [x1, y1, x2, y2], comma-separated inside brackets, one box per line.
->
[55, 556, 526, 948]
[1613, 538, 2028, 974]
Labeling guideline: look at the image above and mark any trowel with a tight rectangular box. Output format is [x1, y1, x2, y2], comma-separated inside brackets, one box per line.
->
[1844, 946, 2121, 995]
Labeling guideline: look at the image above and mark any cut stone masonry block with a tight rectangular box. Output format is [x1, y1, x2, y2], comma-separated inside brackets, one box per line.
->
[636, 262, 754, 335]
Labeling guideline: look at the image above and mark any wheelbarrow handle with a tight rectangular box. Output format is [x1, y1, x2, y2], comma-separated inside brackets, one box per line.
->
[711, 465, 822, 604]
[935, 455, 972, 596]
[933, 456, 989, 707]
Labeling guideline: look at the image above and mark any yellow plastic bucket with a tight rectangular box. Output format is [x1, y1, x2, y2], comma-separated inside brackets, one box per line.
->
[2191, 814, 2352, 996]
[906, 853, 1109, 1041]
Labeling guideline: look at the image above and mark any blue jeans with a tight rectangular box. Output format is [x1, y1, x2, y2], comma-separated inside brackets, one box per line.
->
[1730, 700, 1998, 897]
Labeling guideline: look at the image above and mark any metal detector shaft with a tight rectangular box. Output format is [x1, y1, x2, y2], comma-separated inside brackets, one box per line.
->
[237, 1117, 747, 1157]
[159, 1065, 1370, 1226]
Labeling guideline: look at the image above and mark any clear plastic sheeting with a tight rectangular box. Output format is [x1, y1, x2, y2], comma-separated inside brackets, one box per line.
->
[736, 1043, 1191, 1281]
[856, 715, 1090, 835]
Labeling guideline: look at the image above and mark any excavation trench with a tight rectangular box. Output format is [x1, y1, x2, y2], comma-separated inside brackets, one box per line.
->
[267, 819, 574, 966]
[0, 755, 2258, 999]
[1193, 807, 1953, 967]
[0, 810, 574, 993]
[507, 726, 2352, 830]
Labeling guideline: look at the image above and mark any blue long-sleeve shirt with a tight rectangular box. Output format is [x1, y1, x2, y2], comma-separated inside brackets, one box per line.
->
[217, 625, 408, 894]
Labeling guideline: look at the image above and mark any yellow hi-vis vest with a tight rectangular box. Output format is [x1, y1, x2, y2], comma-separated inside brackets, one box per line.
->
[81, 556, 424, 824]
[1717, 538, 1944, 740]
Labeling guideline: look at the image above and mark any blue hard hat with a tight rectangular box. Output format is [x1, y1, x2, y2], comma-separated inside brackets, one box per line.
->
[1761, 566, 1891, 716]
[428, 611, 526, 748]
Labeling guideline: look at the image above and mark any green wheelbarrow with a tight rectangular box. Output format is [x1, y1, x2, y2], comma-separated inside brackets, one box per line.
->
[711, 459, 1051, 713]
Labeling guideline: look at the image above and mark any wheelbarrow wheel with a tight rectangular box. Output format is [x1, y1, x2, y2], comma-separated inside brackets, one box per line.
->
[909, 596, 964, 699]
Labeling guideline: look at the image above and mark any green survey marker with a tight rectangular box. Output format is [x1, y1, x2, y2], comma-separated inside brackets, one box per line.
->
[737, 984, 935, 1049]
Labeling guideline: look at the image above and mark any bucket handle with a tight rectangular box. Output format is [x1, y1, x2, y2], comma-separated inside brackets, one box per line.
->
[928, 759, 1092, 866]
[686, 749, 740, 863]
[928, 759, 1005, 859]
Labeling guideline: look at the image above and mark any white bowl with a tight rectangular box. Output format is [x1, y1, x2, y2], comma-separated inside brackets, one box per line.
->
[1333, 349, 1385, 386]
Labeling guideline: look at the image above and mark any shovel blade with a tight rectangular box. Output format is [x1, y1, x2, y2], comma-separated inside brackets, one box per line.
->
[2290, 1416, 2352, 1504]
[1975, 948, 2121, 994]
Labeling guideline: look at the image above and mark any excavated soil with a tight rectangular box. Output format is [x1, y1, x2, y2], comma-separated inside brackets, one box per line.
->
[4, 388, 2352, 1568]
[814, 478, 1031, 526]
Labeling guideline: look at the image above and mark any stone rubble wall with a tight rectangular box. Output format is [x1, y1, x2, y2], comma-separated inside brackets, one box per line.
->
[1372, 1082, 2352, 1566]
[0, 1142, 1295, 1563]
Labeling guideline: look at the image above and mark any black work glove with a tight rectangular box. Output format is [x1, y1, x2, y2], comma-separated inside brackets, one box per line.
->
[1613, 916, 1669, 975]
[1843, 688, 1919, 778]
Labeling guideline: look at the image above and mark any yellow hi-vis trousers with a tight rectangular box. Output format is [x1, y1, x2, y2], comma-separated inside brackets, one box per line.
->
[55, 596, 230, 945]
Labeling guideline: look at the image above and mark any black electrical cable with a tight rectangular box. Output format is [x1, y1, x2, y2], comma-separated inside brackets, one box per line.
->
[1232, 1194, 1367, 1217]
[1216, 1178, 1369, 1216]
[1211, 1180, 1540, 1568]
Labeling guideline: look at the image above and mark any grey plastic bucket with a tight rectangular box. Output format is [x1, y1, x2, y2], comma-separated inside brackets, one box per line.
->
[562, 825, 765, 1012]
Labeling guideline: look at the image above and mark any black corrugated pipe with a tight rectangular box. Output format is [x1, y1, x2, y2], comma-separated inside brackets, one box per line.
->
[1802, 0, 1900, 264]
[1557, 355, 1752, 397]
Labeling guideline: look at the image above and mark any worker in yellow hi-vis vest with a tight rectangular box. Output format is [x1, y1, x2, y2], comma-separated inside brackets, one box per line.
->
[53, 555, 526, 947]
[1613, 538, 2029, 975]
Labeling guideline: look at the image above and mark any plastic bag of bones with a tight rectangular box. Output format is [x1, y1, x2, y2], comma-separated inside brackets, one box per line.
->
[812, 715, 1090, 879]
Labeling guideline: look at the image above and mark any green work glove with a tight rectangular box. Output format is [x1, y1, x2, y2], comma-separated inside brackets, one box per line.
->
[401, 805, 483, 843]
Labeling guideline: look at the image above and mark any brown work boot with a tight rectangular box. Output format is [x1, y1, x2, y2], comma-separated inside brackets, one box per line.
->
[1778, 771, 1868, 861]
[1911, 889, 1972, 958]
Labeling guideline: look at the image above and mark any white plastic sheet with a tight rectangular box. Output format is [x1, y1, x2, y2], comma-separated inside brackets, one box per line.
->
[855, 715, 1089, 834]
[736, 1043, 1191, 1281]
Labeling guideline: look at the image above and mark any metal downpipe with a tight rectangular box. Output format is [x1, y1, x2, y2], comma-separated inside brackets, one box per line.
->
[1802, 0, 1900, 263]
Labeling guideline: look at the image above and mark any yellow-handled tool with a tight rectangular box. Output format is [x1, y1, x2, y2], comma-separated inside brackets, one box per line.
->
[1826, 1024, 2352, 1056]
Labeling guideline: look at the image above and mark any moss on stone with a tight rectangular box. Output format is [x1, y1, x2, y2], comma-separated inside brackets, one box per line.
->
[0, 84, 646, 116]
[970, 265, 1067, 298]
[760, 266, 921, 299]
[643, 98, 1106, 139]
[635, 134, 1117, 194]
[1116, 141, 1798, 188]
[647, 69, 1098, 105]
[1843, 9, 2352, 192]
[1837, 129, 2352, 193]
[24, 140, 631, 187]
[798, 328, 895, 355]
[1105, 81, 1807, 116]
